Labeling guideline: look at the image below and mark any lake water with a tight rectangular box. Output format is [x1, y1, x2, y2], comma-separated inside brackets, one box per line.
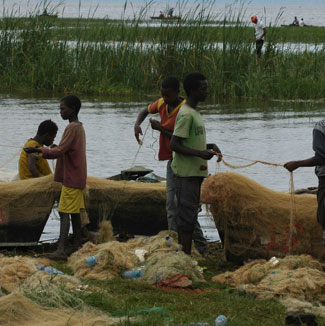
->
[1, 0, 325, 27]
[0, 94, 322, 242]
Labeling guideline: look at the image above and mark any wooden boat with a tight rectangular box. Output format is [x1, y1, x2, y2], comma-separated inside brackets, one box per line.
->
[150, 16, 181, 20]
[0, 171, 167, 246]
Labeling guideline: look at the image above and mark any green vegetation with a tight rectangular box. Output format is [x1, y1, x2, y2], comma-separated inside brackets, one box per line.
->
[18, 258, 298, 326]
[1, 5, 325, 100]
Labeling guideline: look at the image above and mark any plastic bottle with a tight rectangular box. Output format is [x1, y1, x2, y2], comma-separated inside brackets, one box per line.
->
[122, 269, 143, 279]
[165, 235, 172, 248]
[37, 264, 64, 275]
[85, 256, 97, 267]
[215, 315, 227, 326]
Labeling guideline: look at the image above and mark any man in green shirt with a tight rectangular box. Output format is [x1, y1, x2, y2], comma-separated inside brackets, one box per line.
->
[170, 72, 222, 255]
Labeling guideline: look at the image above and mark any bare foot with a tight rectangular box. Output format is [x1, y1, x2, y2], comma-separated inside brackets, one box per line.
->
[46, 251, 67, 261]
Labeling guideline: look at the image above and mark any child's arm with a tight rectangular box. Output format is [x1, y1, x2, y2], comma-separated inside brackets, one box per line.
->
[170, 135, 215, 160]
[27, 153, 41, 177]
[149, 118, 173, 138]
[41, 126, 76, 159]
[134, 108, 149, 144]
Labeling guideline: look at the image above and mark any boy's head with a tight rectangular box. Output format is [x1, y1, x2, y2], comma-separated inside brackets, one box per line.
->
[183, 72, 208, 101]
[161, 76, 180, 105]
[60, 95, 81, 120]
[37, 119, 58, 146]
[251, 16, 257, 24]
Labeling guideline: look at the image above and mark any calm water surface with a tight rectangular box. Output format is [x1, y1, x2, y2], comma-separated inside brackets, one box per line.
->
[0, 95, 322, 241]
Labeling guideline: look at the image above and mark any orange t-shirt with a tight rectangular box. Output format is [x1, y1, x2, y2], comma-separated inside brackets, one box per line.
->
[148, 98, 185, 161]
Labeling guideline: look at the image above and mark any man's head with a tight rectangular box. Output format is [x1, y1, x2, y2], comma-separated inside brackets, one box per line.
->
[37, 119, 58, 146]
[60, 95, 81, 120]
[183, 72, 208, 101]
[161, 76, 180, 105]
[251, 15, 258, 24]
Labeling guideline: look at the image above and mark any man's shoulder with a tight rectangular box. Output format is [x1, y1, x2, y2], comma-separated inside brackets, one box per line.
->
[314, 120, 325, 133]
[24, 138, 41, 147]
[66, 121, 84, 131]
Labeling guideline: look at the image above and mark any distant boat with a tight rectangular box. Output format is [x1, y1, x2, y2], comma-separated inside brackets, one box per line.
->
[150, 16, 181, 20]
[37, 12, 58, 18]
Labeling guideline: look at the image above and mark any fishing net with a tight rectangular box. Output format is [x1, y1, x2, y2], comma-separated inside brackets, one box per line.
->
[141, 251, 204, 284]
[0, 293, 129, 326]
[201, 172, 321, 262]
[68, 241, 140, 280]
[0, 256, 39, 292]
[212, 255, 325, 317]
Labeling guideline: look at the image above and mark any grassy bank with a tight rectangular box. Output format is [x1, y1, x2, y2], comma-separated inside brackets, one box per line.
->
[16, 255, 323, 326]
[1, 11, 325, 100]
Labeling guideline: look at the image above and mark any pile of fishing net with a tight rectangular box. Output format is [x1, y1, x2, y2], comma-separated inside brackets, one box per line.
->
[68, 231, 203, 284]
[212, 254, 325, 317]
[201, 172, 321, 262]
[0, 255, 40, 293]
[0, 255, 81, 294]
[0, 292, 129, 326]
[68, 241, 140, 280]
[141, 251, 204, 284]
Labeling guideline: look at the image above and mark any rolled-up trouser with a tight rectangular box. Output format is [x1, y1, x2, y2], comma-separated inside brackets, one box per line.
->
[166, 160, 178, 232]
[175, 176, 203, 233]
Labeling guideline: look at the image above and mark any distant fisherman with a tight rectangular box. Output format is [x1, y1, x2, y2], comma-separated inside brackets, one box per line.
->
[251, 15, 266, 59]
[19, 120, 58, 179]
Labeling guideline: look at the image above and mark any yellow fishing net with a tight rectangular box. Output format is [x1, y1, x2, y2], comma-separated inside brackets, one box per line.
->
[200, 172, 322, 262]
[212, 255, 325, 317]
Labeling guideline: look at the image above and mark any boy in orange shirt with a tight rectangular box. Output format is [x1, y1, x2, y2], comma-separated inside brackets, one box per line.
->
[134, 76, 207, 252]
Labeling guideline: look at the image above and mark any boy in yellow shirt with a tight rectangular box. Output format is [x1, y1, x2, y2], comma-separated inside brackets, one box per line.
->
[19, 120, 58, 179]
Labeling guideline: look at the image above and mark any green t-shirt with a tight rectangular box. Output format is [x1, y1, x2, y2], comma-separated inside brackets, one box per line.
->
[171, 104, 208, 177]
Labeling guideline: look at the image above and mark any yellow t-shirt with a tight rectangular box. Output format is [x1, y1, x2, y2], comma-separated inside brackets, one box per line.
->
[19, 139, 52, 179]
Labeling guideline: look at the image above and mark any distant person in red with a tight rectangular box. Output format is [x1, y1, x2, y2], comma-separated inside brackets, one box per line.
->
[25, 95, 87, 261]
[251, 15, 266, 58]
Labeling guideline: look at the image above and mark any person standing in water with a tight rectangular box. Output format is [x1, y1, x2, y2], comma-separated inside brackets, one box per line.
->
[251, 15, 266, 58]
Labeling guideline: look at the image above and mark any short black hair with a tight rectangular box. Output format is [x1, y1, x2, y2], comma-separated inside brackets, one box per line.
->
[161, 76, 180, 91]
[183, 72, 207, 97]
[37, 120, 58, 136]
[61, 95, 81, 114]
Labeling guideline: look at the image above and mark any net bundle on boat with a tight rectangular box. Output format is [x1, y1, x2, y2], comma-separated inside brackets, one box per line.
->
[200, 172, 322, 262]
[212, 254, 325, 317]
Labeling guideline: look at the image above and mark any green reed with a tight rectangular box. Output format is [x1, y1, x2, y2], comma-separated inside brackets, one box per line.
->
[1, 1, 325, 100]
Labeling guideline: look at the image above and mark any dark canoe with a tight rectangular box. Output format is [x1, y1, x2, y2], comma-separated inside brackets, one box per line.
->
[0, 171, 167, 246]
[0, 176, 59, 246]
[150, 16, 181, 20]
[86, 175, 167, 236]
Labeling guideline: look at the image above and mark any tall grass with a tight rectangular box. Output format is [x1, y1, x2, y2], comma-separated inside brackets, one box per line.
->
[0, 1, 325, 100]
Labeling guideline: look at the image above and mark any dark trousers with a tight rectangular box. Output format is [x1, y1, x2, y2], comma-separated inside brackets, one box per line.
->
[256, 40, 264, 58]
[175, 176, 203, 233]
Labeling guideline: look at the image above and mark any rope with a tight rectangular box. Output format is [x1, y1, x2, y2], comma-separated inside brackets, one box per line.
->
[0, 148, 21, 169]
[107, 122, 151, 221]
